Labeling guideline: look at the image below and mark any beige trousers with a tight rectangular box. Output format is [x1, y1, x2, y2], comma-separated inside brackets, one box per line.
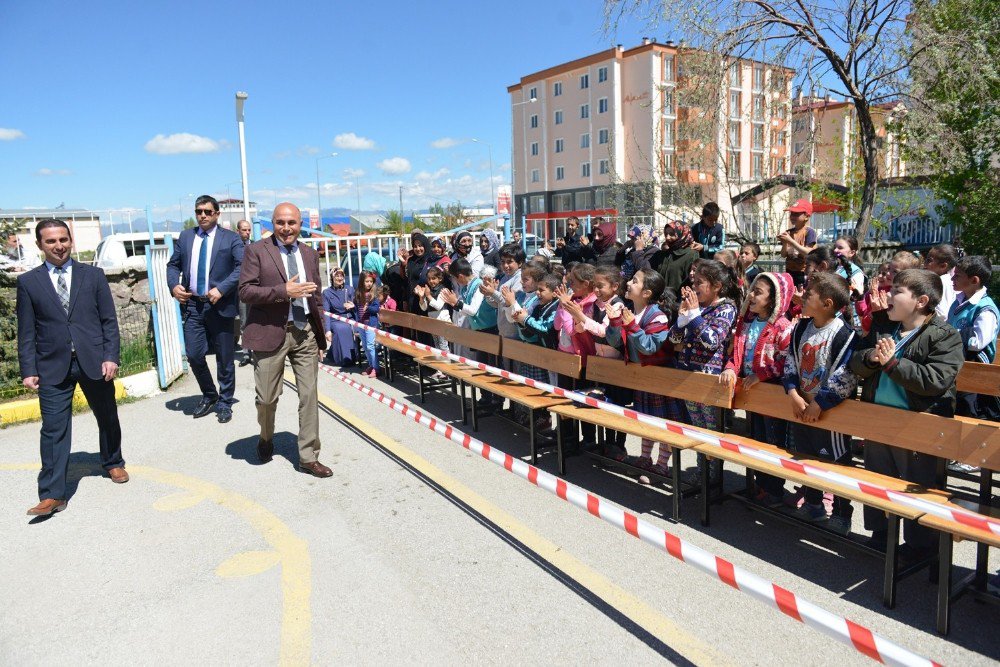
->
[254, 323, 321, 463]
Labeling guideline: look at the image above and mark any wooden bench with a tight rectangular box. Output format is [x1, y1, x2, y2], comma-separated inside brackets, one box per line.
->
[377, 310, 430, 382]
[549, 356, 734, 521]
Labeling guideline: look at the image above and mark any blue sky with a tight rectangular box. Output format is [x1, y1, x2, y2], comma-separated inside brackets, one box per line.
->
[0, 0, 647, 222]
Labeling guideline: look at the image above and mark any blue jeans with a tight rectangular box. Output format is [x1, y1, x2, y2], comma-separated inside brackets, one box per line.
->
[358, 327, 377, 369]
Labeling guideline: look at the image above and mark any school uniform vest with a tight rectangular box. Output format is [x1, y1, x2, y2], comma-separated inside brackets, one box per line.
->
[948, 293, 999, 363]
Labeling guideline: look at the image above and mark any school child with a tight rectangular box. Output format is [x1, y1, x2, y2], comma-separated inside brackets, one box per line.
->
[554, 263, 599, 449]
[740, 242, 762, 284]
[720, 272, 795, 505]
[948, 255, 999, 422]
[563, 264, 633, 458]
[714, 248, 746, 301]
[850, 268, 964, 551]
[442, 257, 498, 351]
[608, 270, 676, 475]
[482, 242, 526, 368]
[923, 243, 959, 319]
[354, 271, 382, 378]
[781, 272, 859, 534]
[512, 273, 563, 436]
[414, 266, 452, 380]
[832, 235, 867, 298]
[379, 285, 396, 314]
[668, 259, 740, 484]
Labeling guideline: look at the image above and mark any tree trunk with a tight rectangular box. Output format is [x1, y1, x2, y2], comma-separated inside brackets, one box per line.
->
[851, 100, 881, 247]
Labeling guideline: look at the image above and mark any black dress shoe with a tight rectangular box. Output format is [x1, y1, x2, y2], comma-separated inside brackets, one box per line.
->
[193, 398, 218, 418]
[257, 439, 274, 462]
[217, 407, 232, 423]
[239, 356, 252, 367]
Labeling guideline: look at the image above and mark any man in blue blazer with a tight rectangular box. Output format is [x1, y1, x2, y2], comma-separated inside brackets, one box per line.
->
[17, 219, 127, 516]
[167, 195, 245, 422]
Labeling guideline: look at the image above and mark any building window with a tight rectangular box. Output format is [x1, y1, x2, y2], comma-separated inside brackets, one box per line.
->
[728, 151, 741, 179]
[598, 66, 608, 83]
[580, 74, 589, 89]
[555, 138, 564, 153]
[555, 166, 565, 181]
[581, 162, 591, 177]
[553, 193, 573, 211]
[580, 133, 590, 149]
[753, 66, 765, 91]
[530, 114, 538, 129]
[529, 87, 537, 100]
[599, 159, 610, 175]
[598, 97, 608, 114]
[663, 55, 674, 81]
[777, 104, 788, 120]
[663, 121, 674, 148]
[793, 141, 805, 155]
[772, 130, 786, 147]
[531, 169, 540, 183]
[729, 91, 741, 119]
[752, 154, 763, 180]
[728, 121, 740, 148]
[553, 81, 562, 96]
[663, 88, 674, 115]
[729, 62, 741, 88]
[662, 151, 675, 176]
[575, 191, 593, 209]
[594, 187, 609, 207]
[554, 110, 563, 125]
[752, 124, 765, 149]
[753, 95, 765, 120]
[529, 194, 546, 212]
[598, 128, 609, 144]
[580, 104, 590, 119]
[792, 118, 805, 133]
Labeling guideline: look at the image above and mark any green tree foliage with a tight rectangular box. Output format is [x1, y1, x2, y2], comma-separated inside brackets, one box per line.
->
[182, 217, 197, 229]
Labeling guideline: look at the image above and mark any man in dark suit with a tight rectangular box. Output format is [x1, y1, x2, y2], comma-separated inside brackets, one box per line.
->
[167, 195, 245, 423]
[17, 219, 127, 516]
[236, 219, 254, 367]
[239, 202, 331, 477]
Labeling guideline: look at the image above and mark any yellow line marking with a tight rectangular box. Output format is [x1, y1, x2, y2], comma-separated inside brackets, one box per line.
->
[0, 462, 312, 666]
[216, 550, 283, 578]
[312, 385, 733, 666]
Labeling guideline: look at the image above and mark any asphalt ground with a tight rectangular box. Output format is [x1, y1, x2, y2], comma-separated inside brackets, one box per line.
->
[0, 357, 997, 665]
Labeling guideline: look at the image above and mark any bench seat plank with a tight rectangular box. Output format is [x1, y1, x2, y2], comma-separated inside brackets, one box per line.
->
[548, 403, 702, 449]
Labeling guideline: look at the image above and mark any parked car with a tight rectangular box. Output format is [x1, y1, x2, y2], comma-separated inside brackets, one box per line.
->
[95, 232, 178, 270]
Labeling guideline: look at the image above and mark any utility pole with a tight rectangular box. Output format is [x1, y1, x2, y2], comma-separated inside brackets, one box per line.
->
[399, 186, 403, 218]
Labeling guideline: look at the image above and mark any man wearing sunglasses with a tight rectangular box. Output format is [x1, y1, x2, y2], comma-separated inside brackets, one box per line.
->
[167, 195, 245, 423]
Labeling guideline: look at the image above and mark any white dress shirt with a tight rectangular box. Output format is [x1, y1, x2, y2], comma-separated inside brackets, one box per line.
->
[45, 258, 73, 294]
[278, 242, 309, 322]
[188, 225, 217, 293]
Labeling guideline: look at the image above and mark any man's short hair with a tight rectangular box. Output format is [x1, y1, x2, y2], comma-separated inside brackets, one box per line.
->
[195, 194, 219, 212]
[498, 242, 526, 264]
[237, 219, 251, 229]
[807, 271, 851, 311]
[891, 250, 922, 271]
[927, 244, 958, 268]
[540, 273, 562, 291]
[566, 215, 579, 224]
[34, 218, 71, 241]
[702, 202, 720, 218]
[957, 255, 992, 286]
[895, 269, 943, 313]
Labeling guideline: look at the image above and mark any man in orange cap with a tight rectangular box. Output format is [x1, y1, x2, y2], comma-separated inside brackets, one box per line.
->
[777, 198, 817, 287]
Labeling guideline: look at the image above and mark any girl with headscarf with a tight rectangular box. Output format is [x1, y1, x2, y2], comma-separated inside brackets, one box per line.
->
[479, 229, 502, 270]
[450, 231, 485, 276]
[589, 218, 619, 265]
[322, 267, 357, 366]
[405, 232, 432, 313]
[654, 220, 700, 297]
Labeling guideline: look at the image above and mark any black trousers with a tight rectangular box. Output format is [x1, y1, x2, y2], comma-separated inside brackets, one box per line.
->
[37, 356, 124, 500]
[863, 441, 941, 550]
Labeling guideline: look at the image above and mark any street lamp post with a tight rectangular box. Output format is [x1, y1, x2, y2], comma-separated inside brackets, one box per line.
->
[234, 92, 253, 239]
[509, 96, 537, 241]
[315, 152, 339, 227]
[176, 193, 194, 231]
[471, 138, 495, 215]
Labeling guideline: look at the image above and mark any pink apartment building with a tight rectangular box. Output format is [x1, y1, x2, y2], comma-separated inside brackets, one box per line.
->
[508, 39, 795, 238]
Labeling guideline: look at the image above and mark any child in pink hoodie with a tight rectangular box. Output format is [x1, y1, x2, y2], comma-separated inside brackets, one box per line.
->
[554, 262, 598, 450]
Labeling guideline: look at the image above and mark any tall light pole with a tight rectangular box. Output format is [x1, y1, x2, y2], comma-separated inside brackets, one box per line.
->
[471, 138, 495, 214]
[234, 92, 253, 239]
[223, 180, 242, 201]
[315, 152, 339, 226]
[508, 96, 537, 239]
[176, 192, 193, 231]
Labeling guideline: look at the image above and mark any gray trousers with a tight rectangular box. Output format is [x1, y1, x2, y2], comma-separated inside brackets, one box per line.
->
[863, 440, 941, 549]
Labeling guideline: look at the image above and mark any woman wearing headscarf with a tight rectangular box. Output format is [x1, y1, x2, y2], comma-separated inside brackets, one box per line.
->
[479, 229, 502, 270]
[653, 220, 700, 297]
[322, 268, 357, 366]
[362, 248, 388, 285]
[405, 232, 432, 313]
[588, 218, 619, 265]
[450, 231, 484, 276]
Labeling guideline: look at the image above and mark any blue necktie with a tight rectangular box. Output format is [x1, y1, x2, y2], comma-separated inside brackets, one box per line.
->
[195, 230, 208, 295]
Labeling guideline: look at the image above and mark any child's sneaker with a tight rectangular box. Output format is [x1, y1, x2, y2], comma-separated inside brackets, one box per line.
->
[783, 485, 805, 510]
[627, 455, 654, 471]
[604, 444, 629, 462]
[794, 502, 829, 523]
[752, 488, 785, 508]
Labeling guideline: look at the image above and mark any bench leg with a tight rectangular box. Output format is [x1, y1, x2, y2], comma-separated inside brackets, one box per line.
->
[459, 381, 468, 425]
[883, 514, 901, 609]
[529, 408, 538, 465]
[556, 415, 566, 476]
[471, 387, 480, 432]
[937, 530, 953, 635]
[417, 364, 427, 404]
[976, 468, 994, 589]
[671, 448, 681, 522]
[700, 455, 711, 527]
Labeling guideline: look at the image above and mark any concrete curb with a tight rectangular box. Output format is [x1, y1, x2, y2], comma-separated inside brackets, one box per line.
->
[0, 369, 161, 427]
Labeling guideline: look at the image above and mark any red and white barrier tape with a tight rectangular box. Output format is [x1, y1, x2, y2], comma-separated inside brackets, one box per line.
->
[317, 361, 939, 667]
[329, 311, 1000, 538]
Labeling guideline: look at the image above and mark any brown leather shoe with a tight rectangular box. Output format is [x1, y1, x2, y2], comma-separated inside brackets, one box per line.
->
[298, 461, 333, 478]
[27, 499, 67, 516]
[108, 467, 129, 484]
[257, 439, 274, 463]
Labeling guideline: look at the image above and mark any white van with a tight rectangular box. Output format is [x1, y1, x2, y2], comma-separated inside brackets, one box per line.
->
[94, 232, 178, 270]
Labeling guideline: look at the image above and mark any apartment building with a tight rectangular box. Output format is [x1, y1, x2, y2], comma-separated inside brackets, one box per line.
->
[508, 39, 794, 234]
[790, 96, 906, 185]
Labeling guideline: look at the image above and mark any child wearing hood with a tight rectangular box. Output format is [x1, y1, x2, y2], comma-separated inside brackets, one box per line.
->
[720, 272, 795, 505]
[554, 262, 600, 449]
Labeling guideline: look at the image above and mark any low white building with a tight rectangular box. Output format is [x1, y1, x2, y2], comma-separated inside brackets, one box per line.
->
[0, 207, 104, 264]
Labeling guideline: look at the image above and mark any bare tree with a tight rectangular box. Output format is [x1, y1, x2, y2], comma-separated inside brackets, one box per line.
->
[605, 0, 919, 243]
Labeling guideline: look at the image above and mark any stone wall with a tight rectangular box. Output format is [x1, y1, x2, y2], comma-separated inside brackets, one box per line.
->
[102, 266, 153, 343]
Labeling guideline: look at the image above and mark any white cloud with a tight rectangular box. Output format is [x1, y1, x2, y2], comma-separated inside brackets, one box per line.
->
[0, 128, 25, 141]
[343, 167, 366, 179]
[377, 157, 411, 175]
[36, 167, 72, 176]
[144, 132, 223, 155]
[333, 132, 376, 150]
[415, 168, 450, 181]
[430, 137, 463, 149]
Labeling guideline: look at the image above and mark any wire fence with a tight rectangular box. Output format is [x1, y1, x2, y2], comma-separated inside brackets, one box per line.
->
[0, 304, 155, 402]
